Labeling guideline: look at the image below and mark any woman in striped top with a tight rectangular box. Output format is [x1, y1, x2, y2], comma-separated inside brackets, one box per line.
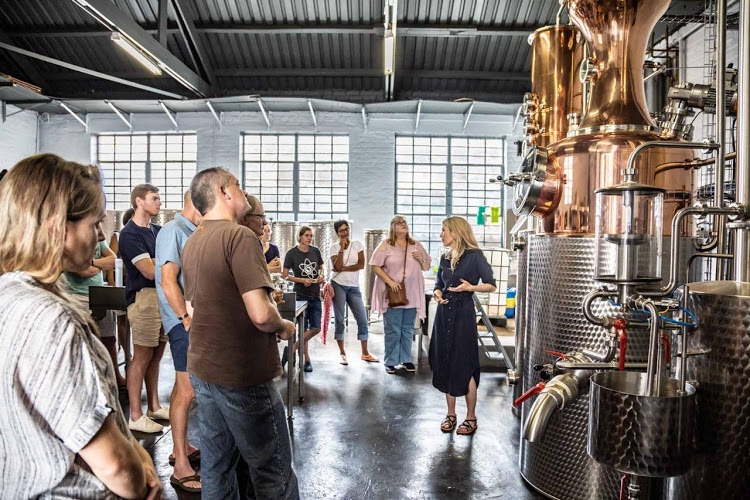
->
[0, 154, 162, 499]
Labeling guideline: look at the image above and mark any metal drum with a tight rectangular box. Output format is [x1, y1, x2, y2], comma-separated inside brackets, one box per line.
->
[666, 281, 750, 499]
[103, 210, 126, 239]
[588, 371, 695, 478]
[151, 209, 180, 227]
[364, 229, 387, 310]
[306, 220, 337, 280]
[272, 221, 300, 262]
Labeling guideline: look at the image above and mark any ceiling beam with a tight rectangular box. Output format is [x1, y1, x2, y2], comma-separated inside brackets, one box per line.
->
[44, 67, 530, 82]
[0, 41, 185, 99]
[157, 0, 169, 46]
[0, 29, 49, 91]
[69, 0, 211, 96]
[170, 0, 216, 87]
[4, 23, 537, 38]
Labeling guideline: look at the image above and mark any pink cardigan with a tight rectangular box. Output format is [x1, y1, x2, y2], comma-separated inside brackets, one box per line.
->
[370, 241, 431, 320]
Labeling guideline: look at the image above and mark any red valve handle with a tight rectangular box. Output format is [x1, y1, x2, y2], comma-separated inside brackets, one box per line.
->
[661, 332, 671, 365]
[544, 349, 568, 360]
[615, 319, 628, 371]
[513, 381, 547, 407]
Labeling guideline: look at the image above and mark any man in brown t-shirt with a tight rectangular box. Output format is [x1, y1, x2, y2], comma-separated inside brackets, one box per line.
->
[182, 167, 299, 499]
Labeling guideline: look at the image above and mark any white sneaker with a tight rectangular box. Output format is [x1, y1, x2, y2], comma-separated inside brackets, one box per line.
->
[146, 405, 170, 420]
[129, 415, 163, 433]
[340, 354, 348, 365]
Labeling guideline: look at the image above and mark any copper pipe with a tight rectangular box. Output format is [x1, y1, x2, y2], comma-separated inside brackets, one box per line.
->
[655, 152, 736, 176]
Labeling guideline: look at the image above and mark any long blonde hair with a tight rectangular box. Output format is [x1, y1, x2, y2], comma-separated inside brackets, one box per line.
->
[443, 216, 479, 270]
[0, 154, 104, 289]
[387, 214, 416, 246]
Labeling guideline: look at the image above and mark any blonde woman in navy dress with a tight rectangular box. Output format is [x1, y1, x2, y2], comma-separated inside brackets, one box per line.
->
[430, 216, 496, 435]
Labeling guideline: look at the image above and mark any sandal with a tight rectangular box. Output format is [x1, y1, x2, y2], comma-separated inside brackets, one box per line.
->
[441, 414, 457, 432]
[456, 419, 478, 435]
[169, 449, 201, 466]
[169, 473, 201, 493]
[361, 353, 380, 363]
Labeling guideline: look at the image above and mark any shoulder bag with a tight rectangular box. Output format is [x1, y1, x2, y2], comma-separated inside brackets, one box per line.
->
[386, 244, 409, 307]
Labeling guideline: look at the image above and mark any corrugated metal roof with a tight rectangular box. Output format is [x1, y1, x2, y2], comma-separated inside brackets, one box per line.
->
[0, 0, 705, 105]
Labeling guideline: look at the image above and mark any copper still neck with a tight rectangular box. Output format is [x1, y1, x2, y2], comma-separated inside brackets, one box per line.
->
[568, 0, 671, 131]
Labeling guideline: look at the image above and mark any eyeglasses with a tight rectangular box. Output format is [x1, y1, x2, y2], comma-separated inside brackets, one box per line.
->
[337, 227, 350, 233]
[394, 220, 408, 226]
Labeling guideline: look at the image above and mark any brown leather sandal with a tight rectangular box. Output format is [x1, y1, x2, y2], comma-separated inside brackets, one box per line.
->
[441, 414, 457, 432]
[168, 448, 201, 466]
[170, 473, 201, 493]
[456, 418, 478, 435]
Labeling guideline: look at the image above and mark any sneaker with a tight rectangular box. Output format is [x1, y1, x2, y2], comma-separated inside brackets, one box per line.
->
[403, 362, 416, 372]
[147, 406, 170, 420]
[281, 346, 289, 368]
[129, 415, 163, 433]
[340, 354, 348, 365]
[385, 365, 396, 374]
[361, 353, 380, 363]
[304, 361, 313, 372]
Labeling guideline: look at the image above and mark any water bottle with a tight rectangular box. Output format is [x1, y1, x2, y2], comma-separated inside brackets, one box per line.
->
[115, 259, 123, 287]
[505, 287, 516, 319]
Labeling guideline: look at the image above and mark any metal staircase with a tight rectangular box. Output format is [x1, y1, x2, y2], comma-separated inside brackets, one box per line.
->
[473, 294, 514, 370]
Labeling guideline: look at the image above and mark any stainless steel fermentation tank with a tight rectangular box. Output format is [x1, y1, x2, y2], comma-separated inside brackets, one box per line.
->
[271, 221, 300, 263]
[512, 0, 697, 498]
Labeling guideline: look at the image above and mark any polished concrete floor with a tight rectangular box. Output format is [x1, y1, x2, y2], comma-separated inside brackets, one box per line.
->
[120, 321, 544, 499]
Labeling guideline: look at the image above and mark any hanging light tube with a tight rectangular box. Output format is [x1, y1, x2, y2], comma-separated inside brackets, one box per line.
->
[383, 0, 398, 75]
[111, 32, 162, 75]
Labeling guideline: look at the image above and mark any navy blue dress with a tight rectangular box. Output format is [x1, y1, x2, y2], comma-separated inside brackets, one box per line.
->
[429, 249, 496, 397]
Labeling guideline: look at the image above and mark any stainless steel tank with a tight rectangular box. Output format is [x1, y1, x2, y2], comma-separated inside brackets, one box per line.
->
[519, 234, 695, 499]
[151, 209, 180, 227]
[272, 221, 300, 262]
[666, 281, 750, 499]
[512, 233, 530, 418]
[103, 210, 127, 239]
[307, 220, 337, 279]
[364, 229, 387, 310]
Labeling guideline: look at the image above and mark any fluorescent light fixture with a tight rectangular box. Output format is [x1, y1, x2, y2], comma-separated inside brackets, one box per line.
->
[159, 100, 178, 129]
[384, 33, 394, 75]
[206, 100, 222, 128]
[307, 99, 317, 127]
[383, 0, 397, 76]
[105, 100, 132, 129]
[59, 102, 88, 130]
[111, 32, 162, 75]
[257, 99, 270, 127]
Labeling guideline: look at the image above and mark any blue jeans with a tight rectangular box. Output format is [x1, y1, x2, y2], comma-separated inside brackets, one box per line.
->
[383, 307, 417, 366]
[299, 297, 322, 330]
[190, 375, 299, 500]
[332, 282, 368, 341]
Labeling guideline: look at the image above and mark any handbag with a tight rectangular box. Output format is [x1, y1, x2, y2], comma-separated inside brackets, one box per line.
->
[386, 245, 409, 307]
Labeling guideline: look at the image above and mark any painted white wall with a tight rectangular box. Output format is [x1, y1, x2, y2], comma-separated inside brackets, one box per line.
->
[0, 105, 38, 171]
[38, 110, 523, 241]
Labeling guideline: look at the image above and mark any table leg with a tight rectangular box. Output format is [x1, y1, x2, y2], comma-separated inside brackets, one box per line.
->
[298, 311, 305, 403]
[286, 331, 294, 421]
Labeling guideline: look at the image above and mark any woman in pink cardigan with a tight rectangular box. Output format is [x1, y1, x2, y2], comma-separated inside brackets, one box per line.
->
[370, 215, 431, 374]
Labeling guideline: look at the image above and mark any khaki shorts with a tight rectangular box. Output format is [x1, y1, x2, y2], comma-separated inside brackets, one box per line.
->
[127, 288, 167, 347]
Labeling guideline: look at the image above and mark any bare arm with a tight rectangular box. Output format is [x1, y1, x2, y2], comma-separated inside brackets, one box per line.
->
[73, 266, 103, 279]
[134, 258, 156, 281]
[372, 265, 396, 287]
[241, 288, 288, 334]
[283, 268, 311, 286]
[94, 246, 116, 271]
[267, 257, 282, 274]
[77, 415, 148, 500]
[160, 262, 189, 329]
[331, 251, 365, 273]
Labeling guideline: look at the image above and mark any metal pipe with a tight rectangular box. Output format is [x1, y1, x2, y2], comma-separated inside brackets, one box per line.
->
[625, 140, 719, 175]
[735, 0, 750, 282]
[685, 252, 733, 284]
[715, 0, 728, 279]
[678, 283, 690, 392]
[644, 301, 660, 396]
[554, 361, 648, 370]
[640, 205, 740, 297]
[655, 153, 736, 176]
[582, 289, 614, 326]
[523, 393, 558, 442]
[522, 372, 584, 442]
[582, 329, 618, 362]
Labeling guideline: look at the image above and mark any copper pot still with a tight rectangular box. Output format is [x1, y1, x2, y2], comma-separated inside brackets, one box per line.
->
[515, 0, 694, 235]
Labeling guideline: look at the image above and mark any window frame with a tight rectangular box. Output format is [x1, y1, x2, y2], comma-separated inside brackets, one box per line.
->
[240, 132, 350, 221]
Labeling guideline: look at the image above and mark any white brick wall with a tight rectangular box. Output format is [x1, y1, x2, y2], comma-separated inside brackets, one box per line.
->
[0, 105, 38, 171]
[38, 110, 522, 241]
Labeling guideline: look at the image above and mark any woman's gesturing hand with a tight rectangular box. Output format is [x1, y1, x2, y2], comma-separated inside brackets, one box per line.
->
[433, 290, 449, 304]
[447, 279, 474, 293]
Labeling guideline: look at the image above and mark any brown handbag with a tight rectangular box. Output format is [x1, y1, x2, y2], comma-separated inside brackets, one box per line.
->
[386, 245, 409, 307]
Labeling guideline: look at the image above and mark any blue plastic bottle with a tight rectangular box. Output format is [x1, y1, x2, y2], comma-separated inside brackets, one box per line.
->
[505, 287, 516, 319]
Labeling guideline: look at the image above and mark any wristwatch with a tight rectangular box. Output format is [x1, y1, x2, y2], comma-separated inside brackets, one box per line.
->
[177, 313, 189, 321]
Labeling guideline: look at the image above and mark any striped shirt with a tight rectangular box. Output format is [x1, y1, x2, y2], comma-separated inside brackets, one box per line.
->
[0, 272, 131, 499]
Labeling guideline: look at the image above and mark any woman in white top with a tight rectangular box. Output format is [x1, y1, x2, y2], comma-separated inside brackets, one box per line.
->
[329, 220, 379, 365]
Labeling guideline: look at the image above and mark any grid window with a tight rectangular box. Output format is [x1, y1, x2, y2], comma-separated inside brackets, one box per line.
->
[242, 134, 349, 221]
[95, 132, 196, 210]
[396, 136, 504, 262]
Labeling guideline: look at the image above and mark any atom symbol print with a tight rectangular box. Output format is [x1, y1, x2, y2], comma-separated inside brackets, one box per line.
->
[298, 258, 318, 278]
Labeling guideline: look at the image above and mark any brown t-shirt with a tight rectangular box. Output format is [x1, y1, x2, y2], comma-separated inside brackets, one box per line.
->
[182, 219, 280, 387]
